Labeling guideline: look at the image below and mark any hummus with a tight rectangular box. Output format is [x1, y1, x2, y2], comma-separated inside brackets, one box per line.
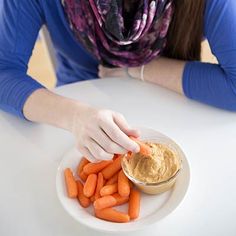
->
[123, 142, 180, 184]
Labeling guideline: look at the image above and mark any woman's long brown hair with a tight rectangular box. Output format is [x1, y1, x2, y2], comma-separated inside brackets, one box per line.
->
[164, 0, 205, 61]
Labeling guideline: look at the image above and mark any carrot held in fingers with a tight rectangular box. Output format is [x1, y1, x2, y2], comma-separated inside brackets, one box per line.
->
[118, 170, 130, 197]
[101, 156, 122, 179]
[128, 188, 141, 219]
[83, 160, 112, 175]
[79, 170, 88, 182]
[64, 168, 78, 198]
[126, 151, 132, 159]
[93, 195, 117, 210]
[83, 174, 97, 197]
[77, 157, 90, 176]
[129, 137, 151, 156]
[77, 180, 91, 208]
[112, 193, 129, 206]
[95, 208, 130, 223]
[105, 173, 118, 185]
[100, 183, 118, 196]
[95, 172, 104, 200]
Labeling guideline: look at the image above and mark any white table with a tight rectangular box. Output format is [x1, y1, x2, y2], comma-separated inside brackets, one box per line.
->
[0, 78, 236, 236]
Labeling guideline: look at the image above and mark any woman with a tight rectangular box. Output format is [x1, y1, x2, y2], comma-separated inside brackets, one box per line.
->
[0, 0, 236, 162]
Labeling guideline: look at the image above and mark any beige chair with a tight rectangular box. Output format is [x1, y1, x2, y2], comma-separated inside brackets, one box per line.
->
[40, 26, 57, 73]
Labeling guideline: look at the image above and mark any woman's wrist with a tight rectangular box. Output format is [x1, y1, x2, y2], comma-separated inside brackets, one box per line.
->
[128, 58, 185, 94]
[127, 66, 142, 80]
[23, 88, 89, 132]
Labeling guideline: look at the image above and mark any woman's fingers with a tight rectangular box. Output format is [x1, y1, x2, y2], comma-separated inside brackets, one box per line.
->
[100, 115, 140, 153]
[86, 138, 113, 160]
[98, 65, 127, 78]
[74, 107, 140, 162]
[90, 127, 127, 154]
[113, 113, 140, 138]
[98, 65, 105, 78]
[77, 145, 99, 163]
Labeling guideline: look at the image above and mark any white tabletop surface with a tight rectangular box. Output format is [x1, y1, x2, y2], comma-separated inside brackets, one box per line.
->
[0, 77, 236, 236]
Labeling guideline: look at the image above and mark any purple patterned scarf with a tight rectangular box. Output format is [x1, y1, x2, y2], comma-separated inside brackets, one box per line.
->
[62, 0, 173, 67]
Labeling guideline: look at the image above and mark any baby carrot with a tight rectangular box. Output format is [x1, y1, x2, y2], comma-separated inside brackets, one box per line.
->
[77, 180, 91, 208]
[77, 157, 90, 176]
[83, 160, 112, 175]
[112, 193, 129, 206]
[79, 170, 88, 182]
[105, 173, 118, 185]
[101, 156, 122, 179]
[129, 137, 151, 156]
[93, 195, 117, 210]
[94, 172, 104, 200]
[118, 170, 130, 197]
[83, 174, 97, 198]
[64, 168, 78, 198]
[100, 183, 118, 196]
[128, 180, 133, 188]
[128, 188, 141, 220]
[95, 208, 130, 223]
[90, 195, 96, 203]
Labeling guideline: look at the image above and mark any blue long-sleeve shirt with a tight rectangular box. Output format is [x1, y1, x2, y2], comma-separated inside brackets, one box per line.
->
[0, 0, 236, 118]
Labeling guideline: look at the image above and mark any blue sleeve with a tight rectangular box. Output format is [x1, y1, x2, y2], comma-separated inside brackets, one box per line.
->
[0, 0, 45, 118]
[182, 0, 236, 111]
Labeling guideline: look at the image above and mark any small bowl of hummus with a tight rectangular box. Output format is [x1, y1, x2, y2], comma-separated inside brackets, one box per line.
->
[121, 128, 184, 195]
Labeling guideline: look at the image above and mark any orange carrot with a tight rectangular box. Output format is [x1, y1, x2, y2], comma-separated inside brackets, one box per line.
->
[77, 157, 90, 176]
[94, 172, 104, 200]
[128, 180, 133, 188]
[64, 168, 78, 198]
[83, 160, 112, 175]
[105, 173, 118, 185]
[83, 174, 97, 197]
[93, 195, 117, 210]
[79, 170, 88, 182]
[77, 180, 90, 208]
[101, 156, 122, 179]
[90, 195, 96, 203]
[128, 188, 141, 219]
[112, 193, 129, 206]
[95, 208, 130, 223]
[130, 137, 151, 156]
[100, 183, 118, 196]
[118, 170, 130, 197]
[127, 151, 132, 159]
[113, 154, 121, 161]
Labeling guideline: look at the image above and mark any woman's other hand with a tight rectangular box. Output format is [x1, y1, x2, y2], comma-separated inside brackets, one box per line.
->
[98, 65, 128, 79]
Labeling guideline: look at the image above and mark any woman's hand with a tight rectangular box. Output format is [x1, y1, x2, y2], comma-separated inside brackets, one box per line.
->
[98, 65, 128, 79]
[23, 89, 140, 163]
[72, 104, 140, 162]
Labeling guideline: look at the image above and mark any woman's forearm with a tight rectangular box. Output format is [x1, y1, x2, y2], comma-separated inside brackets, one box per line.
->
[23, 88, 87, 132]
[128, 57, 186, 94]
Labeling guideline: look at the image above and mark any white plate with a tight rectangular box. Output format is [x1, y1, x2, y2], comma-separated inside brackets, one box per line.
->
[56, 127, 190, 233]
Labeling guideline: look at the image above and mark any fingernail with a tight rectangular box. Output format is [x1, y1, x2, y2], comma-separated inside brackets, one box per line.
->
[130, 129, 141, 138]
[133, 144, 140, 153]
